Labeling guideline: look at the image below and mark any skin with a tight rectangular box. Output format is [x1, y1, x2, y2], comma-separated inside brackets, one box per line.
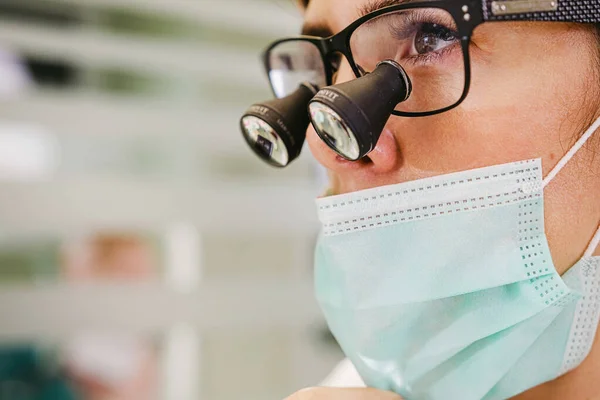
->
[286, 0, 600, 399]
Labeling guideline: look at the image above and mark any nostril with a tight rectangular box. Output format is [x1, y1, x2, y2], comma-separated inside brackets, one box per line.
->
[361, 155, 373, 164]
[334, 154, 372, 164]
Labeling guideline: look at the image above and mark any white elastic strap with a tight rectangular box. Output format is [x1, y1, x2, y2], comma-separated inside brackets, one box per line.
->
[584, 225, 600, 258]
[542, 115, 600, 188]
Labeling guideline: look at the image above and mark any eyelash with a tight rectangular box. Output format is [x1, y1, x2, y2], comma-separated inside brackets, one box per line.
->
[390, 13, 461, 65]
[326, 12, 463, 81]
[404, 34, 461, 66]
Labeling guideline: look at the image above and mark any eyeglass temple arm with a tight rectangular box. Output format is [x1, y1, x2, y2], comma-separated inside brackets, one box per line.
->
[481, 0, 600, 23]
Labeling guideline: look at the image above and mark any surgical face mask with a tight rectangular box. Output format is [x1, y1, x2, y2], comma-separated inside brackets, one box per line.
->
[314, 118, 600, 400]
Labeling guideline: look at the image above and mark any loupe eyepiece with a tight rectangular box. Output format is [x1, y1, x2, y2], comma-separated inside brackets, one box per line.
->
[240, 82, 318, 168]
[308, 60, 411, 161]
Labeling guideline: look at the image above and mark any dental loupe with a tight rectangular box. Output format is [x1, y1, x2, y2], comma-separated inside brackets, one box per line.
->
[240, 60, 411, 167]
[240, 83, 318, 168]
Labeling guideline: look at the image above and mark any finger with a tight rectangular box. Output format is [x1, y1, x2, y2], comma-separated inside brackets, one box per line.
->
[285, 387, 403, 400]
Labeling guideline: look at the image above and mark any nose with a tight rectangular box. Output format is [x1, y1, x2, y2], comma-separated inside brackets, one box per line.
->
[306, 58, 402, 191]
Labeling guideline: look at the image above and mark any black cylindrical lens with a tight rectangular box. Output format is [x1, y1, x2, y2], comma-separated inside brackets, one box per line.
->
[240, 83, 317, 168]
[308, 60, 411, 161]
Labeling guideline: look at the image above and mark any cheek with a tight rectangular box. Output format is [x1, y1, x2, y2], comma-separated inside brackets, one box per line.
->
[387, 49, 593, 176]
[421, 31, 596, 169]
[465, 27, 594, 134]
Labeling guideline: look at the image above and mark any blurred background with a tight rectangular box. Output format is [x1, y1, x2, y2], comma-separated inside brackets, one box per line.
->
[0, 1, 341, 399]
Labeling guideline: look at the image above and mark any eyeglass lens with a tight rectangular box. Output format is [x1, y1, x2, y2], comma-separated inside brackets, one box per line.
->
[267, 7, 466, 114]
[350, 8, 465, 114]
[268, 41, 327, 98]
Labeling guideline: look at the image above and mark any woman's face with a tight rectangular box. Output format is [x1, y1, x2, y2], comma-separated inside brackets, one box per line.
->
[302, 0, 600, 272]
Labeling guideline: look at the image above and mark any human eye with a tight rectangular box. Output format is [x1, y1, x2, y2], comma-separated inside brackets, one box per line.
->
[389, 10, 460, 63]
[412, 22, 458, 56]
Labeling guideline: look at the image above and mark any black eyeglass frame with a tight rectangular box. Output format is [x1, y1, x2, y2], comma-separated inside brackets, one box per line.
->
[262, 0, 600, 117]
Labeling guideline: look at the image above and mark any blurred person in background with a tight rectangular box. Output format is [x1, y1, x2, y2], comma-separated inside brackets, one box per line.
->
[0, 235, 159, 400]
[61, 233, 158, 400]
[240, 0, 600, 399]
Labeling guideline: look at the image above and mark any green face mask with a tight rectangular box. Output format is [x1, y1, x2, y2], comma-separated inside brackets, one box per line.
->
[314, 120, 600, 400]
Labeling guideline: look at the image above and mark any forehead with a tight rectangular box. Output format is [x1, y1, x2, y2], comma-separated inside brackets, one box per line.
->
[301, 0, 428, 14]
[300, 0, 368, 36]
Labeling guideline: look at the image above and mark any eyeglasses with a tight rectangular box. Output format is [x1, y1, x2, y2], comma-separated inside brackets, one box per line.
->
[241, 0, 600, 168]
[264, 0, 600, 117]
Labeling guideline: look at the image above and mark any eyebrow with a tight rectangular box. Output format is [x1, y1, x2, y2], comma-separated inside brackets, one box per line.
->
[358, 0, 423, 16]
[301, 22, 334, 37]
[301, 0, 421, 37]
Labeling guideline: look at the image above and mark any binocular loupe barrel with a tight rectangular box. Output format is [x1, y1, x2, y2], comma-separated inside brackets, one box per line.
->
[240, 83, 318, 168]
[308, 60, 412, 161]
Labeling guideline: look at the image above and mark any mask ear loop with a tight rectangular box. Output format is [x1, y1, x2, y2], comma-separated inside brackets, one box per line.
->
[540, 115, 600, 258]
[584, 226, 600, 258]
[542, 115, 600, 189]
